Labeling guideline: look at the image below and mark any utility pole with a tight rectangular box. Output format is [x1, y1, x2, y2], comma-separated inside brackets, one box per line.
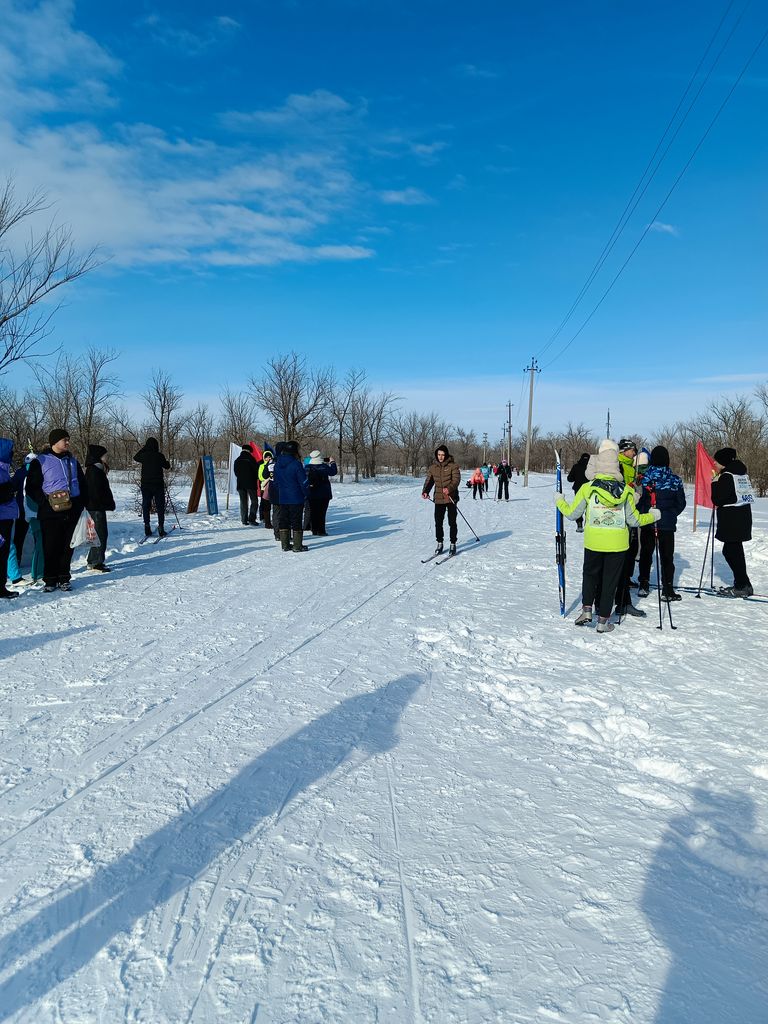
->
[482, 432, 488, 463]
[506, 400, 513, 467]
[606, 409, 611, 440]
[522, 357, 540, 487]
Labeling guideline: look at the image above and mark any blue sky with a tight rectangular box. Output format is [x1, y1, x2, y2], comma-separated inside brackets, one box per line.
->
[2, 0, 766, 440]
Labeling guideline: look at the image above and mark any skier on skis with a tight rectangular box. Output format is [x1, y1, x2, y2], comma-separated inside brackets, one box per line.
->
[555, 440, 660, 633]
[494, 459, 512, 500]
[422, 444, 461, 555]
[134, 437, 170, 538]
[711, 447, 754, 597]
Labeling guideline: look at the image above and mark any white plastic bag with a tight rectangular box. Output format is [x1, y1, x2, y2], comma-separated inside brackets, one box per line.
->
[70, 509, 97, 548]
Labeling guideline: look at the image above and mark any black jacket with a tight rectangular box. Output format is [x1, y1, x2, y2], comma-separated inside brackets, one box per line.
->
[25, 449, 87, 521]
[567, 454, 590, 493]
[134, 437, 170, 487]
[712, 458, 752, 543]
[85, 445, 116, 512]
[233, 450, 259, 490]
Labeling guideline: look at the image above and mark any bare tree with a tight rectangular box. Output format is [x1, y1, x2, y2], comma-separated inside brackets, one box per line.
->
[219, 388, 258, 446]
[0, 179, 99, 375]
[142, 370, 186, 460]
[329, 367, 366, 482]
[250, 351, 331, 444]
[186, 402, 218, 460]
[360, 390, 399, 477]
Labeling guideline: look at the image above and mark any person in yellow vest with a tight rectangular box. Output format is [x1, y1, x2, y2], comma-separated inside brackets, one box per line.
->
[556, 439, 660, 633]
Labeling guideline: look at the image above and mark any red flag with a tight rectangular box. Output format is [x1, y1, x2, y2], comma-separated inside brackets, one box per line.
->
[694, 441, 716, 509]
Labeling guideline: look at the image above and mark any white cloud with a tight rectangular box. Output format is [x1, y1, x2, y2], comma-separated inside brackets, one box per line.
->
[379, 187, 433, 206]
[456, 63, 502, 80]
[649, 221, 679, 236]
[0, 4, 376, 269]
[138, 11, 240, 55]
[223, 90, 365, 134]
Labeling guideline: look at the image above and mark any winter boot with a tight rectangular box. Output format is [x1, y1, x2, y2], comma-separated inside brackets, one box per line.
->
[596, 618, 615, 634]
[280, 530, 292, 551]
[617, 603, 646, 618]
[449, 542, 457, 555]
[144, 525, 152, 537]
[661, 591, 682, 602]
[718, 583, 753, 598]
[293, 529, 308, 552]
[0, 588, 19, 599]
[637, 580, 650, 598]
[574, 607, 593, 626]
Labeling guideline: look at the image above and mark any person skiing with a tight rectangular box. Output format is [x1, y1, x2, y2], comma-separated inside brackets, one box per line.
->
[233, 444, 260, 525]
[274, 440, 310, 551]
[0, 437, 21, 598]
[711, 447, 754, 597]
[306, 450, 337, 535]
[84, 444, 116, 572]
[24, 429, 87, 592]
[494, 459, 512, 500]
[481, 462, 490, 493]
[567, 452, 590, 532]
[470, 466, 485, 499]
[134, 437, 170, 538]
[555, 440, 660, 633]
[422, 444, 461, 555]
[636, 446, 686, 600]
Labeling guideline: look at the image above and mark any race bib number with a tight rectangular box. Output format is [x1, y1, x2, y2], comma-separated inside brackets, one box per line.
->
[731, 474, 754, 505]
[590, 496, 625, 530]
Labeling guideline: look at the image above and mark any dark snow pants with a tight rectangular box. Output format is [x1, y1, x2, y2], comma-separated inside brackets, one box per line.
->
[434, 503, 458, 544]
[238, 488, 258, 524]
[40, 514, 78, 586]
[472, 483, 483, 499]
[583, 549, 625, 620]
[141, 485, 166, 530]
[497, 478, 509, 500]
[722, 541, 750, 588]
[638, 526, 676, 594]
[278, 503, 303, 532]
[614, 528, 639, 610]
[86, 510, 109, 567]
[309, 497, 330, 534]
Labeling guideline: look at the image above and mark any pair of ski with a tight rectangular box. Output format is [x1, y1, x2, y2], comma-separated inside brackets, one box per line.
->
[138, 525, 177, 546]
[421, 546, 458, 566]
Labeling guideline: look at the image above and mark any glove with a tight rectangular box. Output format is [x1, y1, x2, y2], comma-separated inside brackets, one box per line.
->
[651, 508, 662, 522]
[554, 491, 564, 507]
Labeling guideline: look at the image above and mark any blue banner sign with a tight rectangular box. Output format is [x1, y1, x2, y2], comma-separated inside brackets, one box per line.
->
[202, 455, 219, 515]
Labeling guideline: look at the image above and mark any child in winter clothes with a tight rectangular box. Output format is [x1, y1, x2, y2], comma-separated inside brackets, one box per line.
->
[636, 446, 686, 600]
[711, 446, 754, 597]
[556, 440, 660, 633]
[470, 467, 485, 499]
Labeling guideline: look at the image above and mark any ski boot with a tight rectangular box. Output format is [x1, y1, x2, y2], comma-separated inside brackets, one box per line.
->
[596, 618, 615, 634]
[449, 542, 457, 555]
[637, 580, 650, 598]
[434, 542, 444, 555]
[574, 608, 593, 626]
[718, 584, 753, 598]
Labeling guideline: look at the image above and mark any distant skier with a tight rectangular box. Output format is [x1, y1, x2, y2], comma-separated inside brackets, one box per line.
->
[481, 462, 490, 493]
[711, 447, 754, 597]
[422, 444, 461, 555]
[470, 467, 485, 499]
[567, 452, 590, 532]
[134, 437, 170, 538]
[555, 440, 660, 633]
[495, 459, 512, 500]
[636, 446, 686, 600]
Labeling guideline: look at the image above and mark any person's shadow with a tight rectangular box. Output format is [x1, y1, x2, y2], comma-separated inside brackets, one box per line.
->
[0, 675, 422, 1019]
[641, 786, 768, 1023]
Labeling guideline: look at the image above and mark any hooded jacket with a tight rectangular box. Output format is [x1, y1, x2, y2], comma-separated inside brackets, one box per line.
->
[637, 465, 686, 532]
[567, 453, 590, 493]
[711, 457, 752, 543]
[233, 449, 259, 491]
[0, 438, 19, 520]
[423, 448, 461, 505]
[273, 448, 309, 505]
[134, 437, 170, 487]
[85, 444, 116, 512]
[556, 475, 658, 553]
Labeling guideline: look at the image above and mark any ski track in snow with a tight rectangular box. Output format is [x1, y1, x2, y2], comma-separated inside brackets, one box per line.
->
[1, 476, 767, 1022]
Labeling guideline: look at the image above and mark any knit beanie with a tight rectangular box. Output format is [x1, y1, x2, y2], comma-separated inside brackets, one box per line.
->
[713, 447, 737, 466]
[650, 445, 670, 468]
[48, 429, 70, 446]
[618, 438, 637, 454]
[598, 439, 619, 454]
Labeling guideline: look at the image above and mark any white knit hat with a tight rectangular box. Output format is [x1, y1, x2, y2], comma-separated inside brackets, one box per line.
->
[598, 439, 619, 453]
[309, 449, 323, 465]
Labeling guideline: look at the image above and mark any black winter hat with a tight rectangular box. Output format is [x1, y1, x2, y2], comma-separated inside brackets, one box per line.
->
[241, 444, 251, 451]
[284, 440, 299, 456]
[713, 447, 737, 466]
[48, 428, 70, 446]
[650, 445, 670, 467]
[618, 438, 637, 453]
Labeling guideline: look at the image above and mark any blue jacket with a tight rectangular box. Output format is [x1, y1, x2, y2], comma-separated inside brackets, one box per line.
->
[0, 438, 19, 520]
[273, 453, 308, 505]
[306, 461, 337, 502]
[638, 465, 686, 532]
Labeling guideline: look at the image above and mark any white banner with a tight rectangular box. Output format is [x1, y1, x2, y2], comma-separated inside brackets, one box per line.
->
[227, 442, 241, 508]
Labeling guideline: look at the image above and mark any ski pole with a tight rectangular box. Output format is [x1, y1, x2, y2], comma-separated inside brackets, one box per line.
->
[447, 493, 480, 542]
[166, 485, 182, 530]
[695, 506, 715, 597]
[649, 487, 664, 630]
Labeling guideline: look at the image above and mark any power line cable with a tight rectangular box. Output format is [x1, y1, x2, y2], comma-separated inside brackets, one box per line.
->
[537, 0, 747, 360]
[541, 21, 768, 370]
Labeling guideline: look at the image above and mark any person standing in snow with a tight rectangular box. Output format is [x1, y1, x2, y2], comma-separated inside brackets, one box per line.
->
[481, 462, 490, 494]
[422, 444, 461, 555]
[306, 450, 337, 536]
[556, 440, 660, 633]
[85, 444, 116, 572]
[19, 453, 44, 586]
[25, 429, 87, 592]
[0, 437, 21, 598]
[636, 446, 686, 601]
[258, 450, 274, 529]
[611, 438, 646, 619]
[711, 447, 754, 598]
[567, 452, 590, 533]
[470, 466, 485, 499]
[494, 458, 512, 500]
[134, 437, 170, 538]
[274, 440, 310, 552]
[233, 444, 260, 526]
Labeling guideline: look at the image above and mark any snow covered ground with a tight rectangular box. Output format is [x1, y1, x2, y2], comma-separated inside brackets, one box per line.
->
[1, 473, 767, 1023]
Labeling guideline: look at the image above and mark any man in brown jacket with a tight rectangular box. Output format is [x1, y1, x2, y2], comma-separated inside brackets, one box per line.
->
[422, 444, 461, 554]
